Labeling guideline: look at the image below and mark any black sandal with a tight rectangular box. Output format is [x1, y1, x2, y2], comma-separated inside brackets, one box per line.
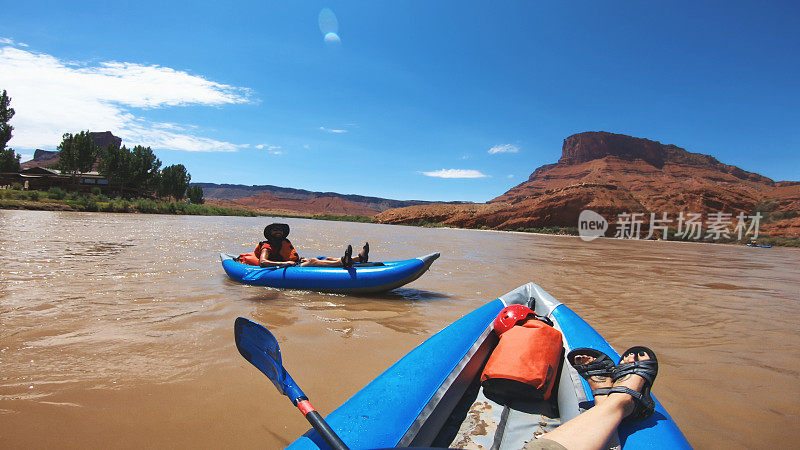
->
[610, 346, 659, 421]
[358, 242, 369, 263]
[567, 348, 616, 397]
[342, 245, 353, 268]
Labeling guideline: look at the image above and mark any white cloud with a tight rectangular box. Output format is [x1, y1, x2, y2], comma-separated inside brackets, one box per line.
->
[420, 169, 488, 179]
[0, 45, 252, 152]
[255, 144, 282, 155]
[488, 144, 519, 154]
[507, 174, 514, 178]
[319, 126, 347, 134]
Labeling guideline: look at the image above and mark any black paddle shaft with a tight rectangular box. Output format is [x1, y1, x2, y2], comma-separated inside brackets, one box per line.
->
[305, 410, 349, 450]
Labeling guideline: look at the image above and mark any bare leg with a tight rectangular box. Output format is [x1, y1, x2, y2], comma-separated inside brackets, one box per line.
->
[536, 352, 648, 450]
[299, 257, 344, 267]
[298, 245, 356, 268]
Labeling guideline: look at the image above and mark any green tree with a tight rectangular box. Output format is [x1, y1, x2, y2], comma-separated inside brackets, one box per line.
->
[57, 131, 97, 182]
[130, 145, 161, 194]
[187, 185, 204, 204]
[159, 164, 191, 200]
[0, 90, 14, 150]
[0, 148, 21, 172]
[98, 144, 133, 194]
[0, 89, 20, 173]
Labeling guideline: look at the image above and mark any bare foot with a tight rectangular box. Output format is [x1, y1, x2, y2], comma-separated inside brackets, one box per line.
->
[608, 350, 650, 417]
[573, 353, 614, 404]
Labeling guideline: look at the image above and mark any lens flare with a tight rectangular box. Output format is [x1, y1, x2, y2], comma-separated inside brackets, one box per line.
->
[324, 32, 341, 44]
[318, 8, 339, 35]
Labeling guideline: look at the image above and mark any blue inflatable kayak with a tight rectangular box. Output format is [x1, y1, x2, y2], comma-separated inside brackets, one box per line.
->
[286, 282, 690, 449]
[219, 252, 440, 294]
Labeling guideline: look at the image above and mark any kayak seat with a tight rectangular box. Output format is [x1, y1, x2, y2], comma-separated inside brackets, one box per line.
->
[430, 347, 566, 449]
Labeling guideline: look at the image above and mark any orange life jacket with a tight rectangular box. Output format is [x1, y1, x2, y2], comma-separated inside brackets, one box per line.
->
[254, 239, 300, 263]
[480, 318, 563, 400]
[237, 239, 301, 266]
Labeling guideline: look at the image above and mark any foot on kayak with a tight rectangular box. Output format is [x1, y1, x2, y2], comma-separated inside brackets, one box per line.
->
[357, 242, 369, 263]
[342, 245, 354, 268]
[607, 346, 658, 421]
[567, 348, 615, 401]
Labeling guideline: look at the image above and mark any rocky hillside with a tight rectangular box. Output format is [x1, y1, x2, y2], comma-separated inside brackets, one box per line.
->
[375, 131, 799, 237]
[197, 182, 468, 216]
[20, 149, 59, 170]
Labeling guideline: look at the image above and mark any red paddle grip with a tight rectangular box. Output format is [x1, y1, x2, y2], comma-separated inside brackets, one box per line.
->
[297, 400, 316, 416]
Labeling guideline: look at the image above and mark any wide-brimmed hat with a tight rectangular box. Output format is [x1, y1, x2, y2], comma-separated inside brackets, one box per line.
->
[264, 223, 290, 239]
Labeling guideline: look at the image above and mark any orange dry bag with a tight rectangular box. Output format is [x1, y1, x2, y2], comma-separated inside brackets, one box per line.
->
[480, 317, 563, 400]
[238, 252, 260, 266]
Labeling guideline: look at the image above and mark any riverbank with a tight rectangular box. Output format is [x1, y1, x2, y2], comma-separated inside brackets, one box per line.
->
[377, 218, 800, 248]
[0, 188, 258, 217]
[0, 188, 380, 222]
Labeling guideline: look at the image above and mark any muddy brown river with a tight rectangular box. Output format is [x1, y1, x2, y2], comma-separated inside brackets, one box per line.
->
[1, 210, 798, 448]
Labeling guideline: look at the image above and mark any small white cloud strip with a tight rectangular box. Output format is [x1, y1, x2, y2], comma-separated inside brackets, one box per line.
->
[488, 144, 519, 154]
[319, 126, 347, 134]
[0, 45, 252, 151]
[420, 169, 488, 179]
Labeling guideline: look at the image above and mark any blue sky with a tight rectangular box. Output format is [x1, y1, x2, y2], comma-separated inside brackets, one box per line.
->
[1, 1, 798, 202]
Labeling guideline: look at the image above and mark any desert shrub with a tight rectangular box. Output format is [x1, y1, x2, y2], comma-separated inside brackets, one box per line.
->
[48, 187, 67, 200]
[134, 198, 159, 213]
[111, 199, 131, 213]
[83, 198, 98, 212]
[3, 189, 26, 200]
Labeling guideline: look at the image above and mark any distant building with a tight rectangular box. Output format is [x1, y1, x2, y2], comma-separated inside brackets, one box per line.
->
[0, 166, 110, 192]
[3, 131, 130, 193]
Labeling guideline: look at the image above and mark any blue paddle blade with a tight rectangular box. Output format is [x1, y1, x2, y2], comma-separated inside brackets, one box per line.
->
[234, 317, 285, 392]
[234, 317, 307, 403]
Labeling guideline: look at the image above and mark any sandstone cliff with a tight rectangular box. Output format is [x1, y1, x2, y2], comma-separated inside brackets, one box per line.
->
[375, 132, 799, 237]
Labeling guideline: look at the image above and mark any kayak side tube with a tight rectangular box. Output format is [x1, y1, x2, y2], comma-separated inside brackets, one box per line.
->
[220, 252, 440, 294]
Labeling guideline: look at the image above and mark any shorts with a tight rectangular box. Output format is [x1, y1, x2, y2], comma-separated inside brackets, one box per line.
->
[522, 438, 568, 450]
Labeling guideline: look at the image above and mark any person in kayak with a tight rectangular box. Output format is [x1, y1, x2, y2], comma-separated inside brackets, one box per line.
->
[254, 223, 368, 268]
[523, 347, 659, 450]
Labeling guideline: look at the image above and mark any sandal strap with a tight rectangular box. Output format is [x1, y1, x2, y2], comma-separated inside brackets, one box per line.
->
[579, 366, 615, 378]
[613, 360, 658, 385]
[591, 387, 613, 397]
[603, 386, 655, 418]
[568, 348, 616, 380]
